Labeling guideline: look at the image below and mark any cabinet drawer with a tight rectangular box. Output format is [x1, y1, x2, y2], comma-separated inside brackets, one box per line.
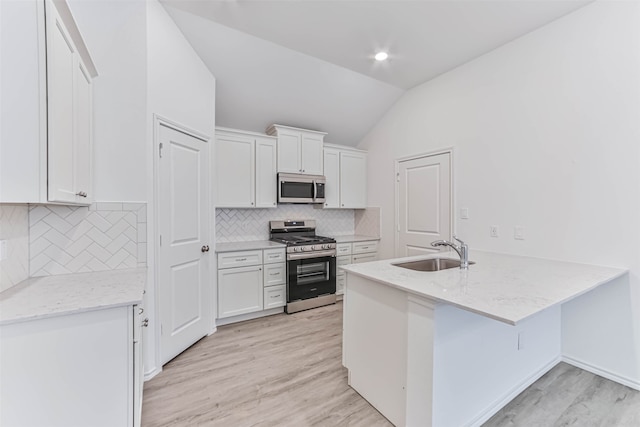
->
[352, 253, 378, 264]
[336, 274, 346, 295]
[217, 250, 262, 269]
[263, 262, 286, 287]
[336, 243, 352, 256]
[263, 248, 286, 264]
[337, 255, 352, 268]
[264, 285, 286, 309]
[352, 241, 378, 254]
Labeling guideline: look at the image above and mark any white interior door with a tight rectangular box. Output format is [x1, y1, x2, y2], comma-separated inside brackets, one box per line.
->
[158, 124, 211, 364]
[397, 152, 451, 257]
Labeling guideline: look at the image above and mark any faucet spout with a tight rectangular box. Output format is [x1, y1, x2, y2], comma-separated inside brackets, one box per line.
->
[431, 236, 469, 269]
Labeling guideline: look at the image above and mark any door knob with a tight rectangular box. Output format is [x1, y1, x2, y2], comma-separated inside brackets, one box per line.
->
[201, 245, 210, 253]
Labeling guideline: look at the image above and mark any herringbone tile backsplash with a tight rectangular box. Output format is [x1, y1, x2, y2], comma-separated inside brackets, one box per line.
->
[0, 205, 30, 292]
[216, 206, 355, 242]
[29, 203, 147, 277]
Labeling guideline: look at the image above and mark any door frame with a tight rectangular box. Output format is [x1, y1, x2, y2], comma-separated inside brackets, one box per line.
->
[394, 148, 455, 258]
[149, 115, 214, 378]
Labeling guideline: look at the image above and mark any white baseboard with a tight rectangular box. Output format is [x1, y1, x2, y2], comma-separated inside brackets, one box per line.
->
[144, 366, 162, 382]
[215, 307, 284, 326]
[562, 355, 640, 391]
[466, 357, 561, 427]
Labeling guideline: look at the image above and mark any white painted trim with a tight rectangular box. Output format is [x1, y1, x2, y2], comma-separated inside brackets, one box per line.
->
[144, 366, 162, 382]
[466, 356, 561, 427]
[562, 355, 640, 391]
[215, 126, 275, 139]
[394, 148, 455, 257]
[155, 115, 210, 143]
[323, 142, 367, 154]
[215, 307, 284, 326]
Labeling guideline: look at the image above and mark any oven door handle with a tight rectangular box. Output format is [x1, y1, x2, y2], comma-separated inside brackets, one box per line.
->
[287, 249, 336, 260]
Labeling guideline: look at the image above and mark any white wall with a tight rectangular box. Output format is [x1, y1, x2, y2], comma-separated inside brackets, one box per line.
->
[359, 1, 640, 387]
[67, 0, 147, 202]
[145, 0, 216, 378]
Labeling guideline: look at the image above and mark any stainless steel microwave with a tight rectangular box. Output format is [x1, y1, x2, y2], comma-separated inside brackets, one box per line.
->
[277, 173, 326, 204]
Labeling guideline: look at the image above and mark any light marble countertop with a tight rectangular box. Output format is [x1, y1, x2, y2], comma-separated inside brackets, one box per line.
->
[333, 235, 380, 243]
[341, 251, 627, 325]
[215, 240, 286, 253]
[0, 268, 146, 326]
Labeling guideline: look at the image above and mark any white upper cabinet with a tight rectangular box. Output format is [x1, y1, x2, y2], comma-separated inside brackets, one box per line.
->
[340, 150, 367, 208]
[255, 137, 277, 208]
[0, 0, 97, 204]
[323, 148, 340, 209]
[323, 144, 367, 209]
[266, 124, 326, 175]
[215, 127, 277, 208]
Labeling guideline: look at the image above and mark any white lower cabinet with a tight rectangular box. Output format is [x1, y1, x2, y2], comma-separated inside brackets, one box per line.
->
[0, 304, 143, 427]
[217, 248, 286, 322]
[218, 265, 264, 318]
[336, 240, 378, 296]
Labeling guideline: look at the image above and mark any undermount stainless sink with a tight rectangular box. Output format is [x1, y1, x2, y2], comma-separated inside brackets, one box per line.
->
[393, 258, 475, 272]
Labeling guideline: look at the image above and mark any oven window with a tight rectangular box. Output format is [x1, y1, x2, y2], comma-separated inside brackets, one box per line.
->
[281, 182, 313, 199]
[296, 261, 329, 285]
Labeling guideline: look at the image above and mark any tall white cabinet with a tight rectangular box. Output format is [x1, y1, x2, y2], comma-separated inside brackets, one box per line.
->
[323, 144, 367, 209]
[215, 127, 277, 208]
[0, 0, 97, 204]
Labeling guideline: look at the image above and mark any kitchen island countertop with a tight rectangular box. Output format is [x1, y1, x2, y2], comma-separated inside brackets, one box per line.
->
[341, 250, 627, 325]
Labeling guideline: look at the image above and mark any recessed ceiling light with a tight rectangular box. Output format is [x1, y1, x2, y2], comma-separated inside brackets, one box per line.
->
[374, 51, 388, 61]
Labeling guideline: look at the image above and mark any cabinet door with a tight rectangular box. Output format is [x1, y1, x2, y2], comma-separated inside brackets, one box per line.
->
[133, 305, 144, 427]
[301, 133, 324, 175]
[264, 285, 286, 309]
[74, 60, 93, 203]
[47, 3, 77, 203]
[216, 133, 255, 207]
[255, 137, 277, 208]
[276, 129, 301, 173]
[323, 148, 340, 208]
[218, 265, 264, 318]
[340, 151, 367, 208]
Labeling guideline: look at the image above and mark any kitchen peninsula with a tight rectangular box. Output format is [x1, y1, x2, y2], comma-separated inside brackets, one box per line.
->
[341, 251, 627, 427]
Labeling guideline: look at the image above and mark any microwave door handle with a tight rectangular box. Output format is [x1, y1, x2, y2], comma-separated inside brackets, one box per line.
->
[313, 180, 317, 200]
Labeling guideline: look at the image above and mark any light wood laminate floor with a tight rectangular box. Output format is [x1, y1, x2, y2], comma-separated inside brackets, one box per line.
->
[143, 302, 640, 426]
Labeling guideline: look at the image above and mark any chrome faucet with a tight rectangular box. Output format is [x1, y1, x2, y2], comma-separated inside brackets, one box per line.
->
[431, 235, 469, 269]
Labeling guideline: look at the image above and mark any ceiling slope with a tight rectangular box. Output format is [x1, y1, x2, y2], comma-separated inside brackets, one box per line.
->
[162, 0, 592, 90]
[163, 5, 404, 146]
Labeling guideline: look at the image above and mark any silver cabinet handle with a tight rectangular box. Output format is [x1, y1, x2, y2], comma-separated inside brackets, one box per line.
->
[271, 294, 281, 298]
[236, 258, 247, 262]
[76, 191, 87, 197]
[201, 245, 210, 253]
[269, 272, 279, 276]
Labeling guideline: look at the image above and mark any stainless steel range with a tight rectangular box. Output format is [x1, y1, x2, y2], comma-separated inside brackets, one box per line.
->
[269, 220, 337, 314]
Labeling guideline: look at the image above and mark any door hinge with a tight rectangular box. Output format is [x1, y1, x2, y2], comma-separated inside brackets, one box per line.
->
[159, 235, 162, 246]
[159, 142, 163, 158]
[396, 172, 400, 182]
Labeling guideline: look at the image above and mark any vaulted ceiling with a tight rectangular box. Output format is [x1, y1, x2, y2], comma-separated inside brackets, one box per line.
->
[161, 0, 591, 146]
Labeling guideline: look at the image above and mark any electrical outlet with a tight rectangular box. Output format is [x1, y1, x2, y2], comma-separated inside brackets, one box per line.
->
[460, 208, 469, 219]
[0, 240, 7, 261]
[490, 225, 499, 238]
[514, 226, 525, 240]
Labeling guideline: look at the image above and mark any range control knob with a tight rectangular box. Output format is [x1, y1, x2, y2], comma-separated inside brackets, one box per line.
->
[293, 247, 300, 252]
[323, 244, 329, 249]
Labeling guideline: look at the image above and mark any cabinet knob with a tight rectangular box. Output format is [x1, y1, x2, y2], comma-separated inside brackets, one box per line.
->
[201, 245, 210, 253]
[273, 202, 276, 206]
[251, 202, 254, 205]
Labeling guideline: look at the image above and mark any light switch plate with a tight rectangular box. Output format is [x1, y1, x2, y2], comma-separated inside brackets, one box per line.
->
[514, 226, 525, 240]
[490, 225, 499, 238]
